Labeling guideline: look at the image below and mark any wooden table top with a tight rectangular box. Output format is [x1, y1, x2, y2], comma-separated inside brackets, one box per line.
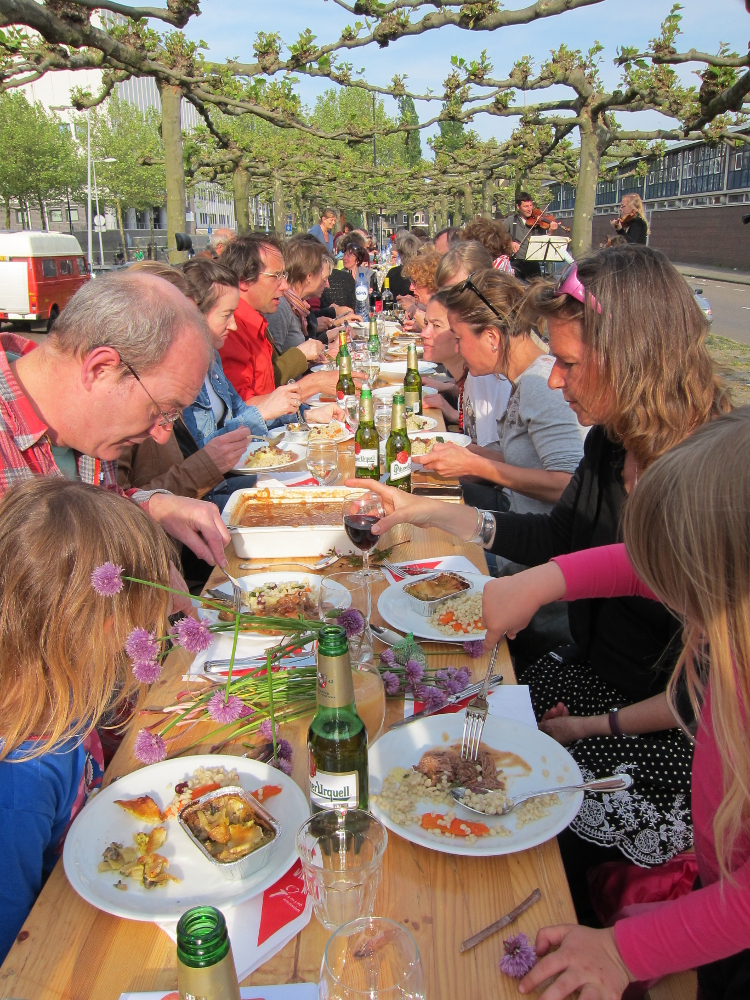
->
[0, 419, 576, 1000]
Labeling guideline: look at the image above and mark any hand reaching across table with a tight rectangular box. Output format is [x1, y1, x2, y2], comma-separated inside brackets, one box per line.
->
[481, 562, 566, 650]
[147, 492, 230, 567]
[307, 402, 346, 423]
[417, 441, 478, 478]
[518, 924, 633, 1000]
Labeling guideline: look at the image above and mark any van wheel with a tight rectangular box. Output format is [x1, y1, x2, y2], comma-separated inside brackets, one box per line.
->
[46, 306, 59, 333]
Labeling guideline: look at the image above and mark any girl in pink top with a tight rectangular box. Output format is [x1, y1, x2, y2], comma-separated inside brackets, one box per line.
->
[480, 409, 750, 1000]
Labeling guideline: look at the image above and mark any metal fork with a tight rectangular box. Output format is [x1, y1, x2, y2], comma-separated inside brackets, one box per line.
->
[461, 641, 501, 761]
[219, 566, 243, 614]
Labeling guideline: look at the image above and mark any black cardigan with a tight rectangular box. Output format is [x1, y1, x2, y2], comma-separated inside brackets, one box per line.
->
[490, 426, 682, 701]
[622, 217, 648, 245]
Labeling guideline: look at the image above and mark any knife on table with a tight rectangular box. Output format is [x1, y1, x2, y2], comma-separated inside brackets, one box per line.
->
[389, 674, 504, 729]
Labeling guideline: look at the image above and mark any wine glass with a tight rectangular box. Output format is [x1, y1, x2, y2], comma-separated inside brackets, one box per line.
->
[319, 572, 373, 663]
[344, 395, 360, 436]
[308, 440, 339, 485]
[319, 917, 426, 1000]
[342, 492, 386, 580]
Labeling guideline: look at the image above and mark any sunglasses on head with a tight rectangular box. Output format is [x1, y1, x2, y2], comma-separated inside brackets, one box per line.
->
[454, 273, 505, 323]
[554, 262, 602, 314]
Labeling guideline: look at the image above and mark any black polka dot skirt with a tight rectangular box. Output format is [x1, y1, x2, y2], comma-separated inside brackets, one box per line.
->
[525, 655, 694, 867]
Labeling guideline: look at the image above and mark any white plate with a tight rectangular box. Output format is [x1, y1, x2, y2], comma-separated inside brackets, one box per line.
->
[410, 431, 471, 449]
[233, 440, 302, 474]
[305, 419, 353, 444]
[377, 570, 489, 642]
[63, 755, 310, 921]
[387, 345, 424, 358]
[379, 361, 437, 384]
[405, 416, 438, 437]
[372, 385, 438, 402]
[369, 716, 582, 857]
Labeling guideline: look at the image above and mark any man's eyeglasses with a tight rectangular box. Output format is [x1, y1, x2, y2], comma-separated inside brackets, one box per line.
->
[454, 274, 505, 323]
[120, 359, 182, 428]
[554, 262, 602, 314]
[261, 269, 289, 283]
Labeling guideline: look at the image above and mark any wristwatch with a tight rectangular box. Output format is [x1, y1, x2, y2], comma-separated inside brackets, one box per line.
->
[608, 706, 625, 738]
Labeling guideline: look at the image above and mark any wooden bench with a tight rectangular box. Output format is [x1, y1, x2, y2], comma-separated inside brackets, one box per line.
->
[647, 970, 697, 1000]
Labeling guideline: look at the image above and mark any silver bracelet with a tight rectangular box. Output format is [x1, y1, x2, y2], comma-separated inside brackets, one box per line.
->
[468, 509, 496, 547]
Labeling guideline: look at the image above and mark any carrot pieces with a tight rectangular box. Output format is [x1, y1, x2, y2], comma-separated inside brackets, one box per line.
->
[419, 812, 489, 837]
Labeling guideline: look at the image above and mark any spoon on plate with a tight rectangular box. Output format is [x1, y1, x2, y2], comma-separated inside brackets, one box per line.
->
[449, 773, 633, 817]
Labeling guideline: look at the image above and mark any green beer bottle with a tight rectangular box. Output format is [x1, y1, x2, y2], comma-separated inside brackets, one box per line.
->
[336, 327, 350, 363]
[367, 312, 380, 359]
[336, 351, 356, 412]
[385, 392, 412, 492]
[176, 906, 241, 1000]
[308, 625, 369, 812]
[354, 386, 379, 480]
[403, 342, 422, 417]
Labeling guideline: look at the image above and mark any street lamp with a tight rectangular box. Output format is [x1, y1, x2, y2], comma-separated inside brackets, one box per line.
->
[93, 157, 117, 268]
[51, 104, 93, 270]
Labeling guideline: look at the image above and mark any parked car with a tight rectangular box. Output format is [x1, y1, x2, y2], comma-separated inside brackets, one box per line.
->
[692, 286, 713, 324]
[0, 231, 89, 331]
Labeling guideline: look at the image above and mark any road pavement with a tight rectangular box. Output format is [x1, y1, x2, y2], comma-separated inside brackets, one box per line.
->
[682, 274, 750, 345]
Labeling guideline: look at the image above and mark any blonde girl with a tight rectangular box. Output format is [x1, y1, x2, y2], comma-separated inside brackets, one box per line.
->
[611, 192, 648, 244]
[0, 477, 173, 962]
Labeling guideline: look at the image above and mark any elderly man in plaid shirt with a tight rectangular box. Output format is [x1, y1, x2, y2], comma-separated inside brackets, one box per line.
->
[0, 270, 231, 586]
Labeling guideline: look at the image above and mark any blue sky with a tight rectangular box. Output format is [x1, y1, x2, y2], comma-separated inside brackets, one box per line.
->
[176, 0, 743, 150]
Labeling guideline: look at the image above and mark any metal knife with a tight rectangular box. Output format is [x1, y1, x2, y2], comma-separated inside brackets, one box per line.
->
[204, 654, 315, 673]
[389, 674, 504, 729]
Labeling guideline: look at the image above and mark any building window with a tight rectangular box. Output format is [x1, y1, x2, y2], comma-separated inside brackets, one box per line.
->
[16, 210, 25, 224]
[402, 213, 408, 224]
[681, 144, 727, 195]
[595, 180, 617, 206]
[68, 209, 79, 222]
[50, 209, 63, 223]
[728, 146, 750, 191]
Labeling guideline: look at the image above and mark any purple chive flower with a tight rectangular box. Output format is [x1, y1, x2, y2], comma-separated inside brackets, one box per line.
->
[416, 684, 447, 711]
[277, 738, 293, 761]
[133, 728, 167, 764]
[404, 658, 424, 687]
[380, 648, 395, 666]
[273, 756, 293, 776]
[463, 639, 484, 658]
[132, 657, 162, 684]
[239, 704, 255, 718]
[436, 665, 471, 696]
[499, 934, 537, 978]
[207, 692, 244, 724]
[125, 627, 159, 664]
[91, 562, 124, 597]
[455, 666, 471, 687]
[338, 607, 365, 638]
[382, 671, 400, 696]
[259, 717, 280, 741]
[172, 616, 213, 654]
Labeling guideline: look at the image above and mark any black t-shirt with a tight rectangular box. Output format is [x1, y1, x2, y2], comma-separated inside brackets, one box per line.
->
[386, 264, 413, 299]
[489, 425, 682, 700]
[321, 269, 356, 311]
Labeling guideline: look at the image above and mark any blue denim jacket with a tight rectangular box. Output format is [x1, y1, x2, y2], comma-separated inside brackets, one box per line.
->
[181, 352, 272, 448]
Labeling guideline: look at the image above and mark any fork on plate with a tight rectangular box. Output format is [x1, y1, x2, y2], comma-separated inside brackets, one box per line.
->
[461, 640, 501, 761]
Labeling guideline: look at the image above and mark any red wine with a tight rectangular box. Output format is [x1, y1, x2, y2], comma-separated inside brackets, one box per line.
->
[344, 514, 379, 550]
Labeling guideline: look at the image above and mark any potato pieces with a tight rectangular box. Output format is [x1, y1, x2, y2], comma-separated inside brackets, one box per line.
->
[98, 827, 179, 889]
[114, 794, 164, 825]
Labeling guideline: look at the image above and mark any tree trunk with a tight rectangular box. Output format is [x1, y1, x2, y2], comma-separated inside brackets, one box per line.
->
[38, 196, 48, 230]
[234, 165, 250, 235]
[571, 123, 601, 259]
[149, 208, 155, 259]
[5, 200, 10, 230]
[453, 191, 462, 228]
[157, 81, 187, 263]
[273, 173, 285, 234]
[463, 184, 473, 221]
[116, 198, 128, 261]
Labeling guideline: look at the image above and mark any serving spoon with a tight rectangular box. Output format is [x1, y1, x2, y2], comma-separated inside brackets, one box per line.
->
[449, 773, 633, 817]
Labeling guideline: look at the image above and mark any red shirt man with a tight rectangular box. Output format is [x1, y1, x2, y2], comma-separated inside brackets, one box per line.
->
[220, 296, 276, 399]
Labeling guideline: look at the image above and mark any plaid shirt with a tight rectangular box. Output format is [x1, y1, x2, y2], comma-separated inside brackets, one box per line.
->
[0, 333, 156, 503]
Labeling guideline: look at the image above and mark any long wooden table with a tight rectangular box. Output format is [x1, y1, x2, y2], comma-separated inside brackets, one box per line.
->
[0, 428, 577, 1000]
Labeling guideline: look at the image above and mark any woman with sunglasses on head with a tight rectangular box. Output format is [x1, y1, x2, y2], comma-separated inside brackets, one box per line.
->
[351, 245, 729, 921]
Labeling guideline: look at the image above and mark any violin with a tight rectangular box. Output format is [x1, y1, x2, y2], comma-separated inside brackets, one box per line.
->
[524, 207, 571, 233]
[613, 209, 638, 229]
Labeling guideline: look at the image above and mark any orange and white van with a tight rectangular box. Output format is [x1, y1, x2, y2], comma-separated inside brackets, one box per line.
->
[0, 231, 89, 330]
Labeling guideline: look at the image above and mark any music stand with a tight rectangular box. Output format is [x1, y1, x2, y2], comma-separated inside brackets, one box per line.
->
[525, 235, 572, 263]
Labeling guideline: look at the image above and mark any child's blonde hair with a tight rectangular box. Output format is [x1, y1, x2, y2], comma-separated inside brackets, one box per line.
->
[0, 478, 175, 760]
[623, 407, 750, 879]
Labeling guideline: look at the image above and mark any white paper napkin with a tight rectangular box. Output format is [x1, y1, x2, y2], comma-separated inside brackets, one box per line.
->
[403, 684, 537, 729]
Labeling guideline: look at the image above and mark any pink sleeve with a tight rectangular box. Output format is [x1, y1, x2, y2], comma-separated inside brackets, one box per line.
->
[614, 858, 750, 979]
[550, 544, 659, 603]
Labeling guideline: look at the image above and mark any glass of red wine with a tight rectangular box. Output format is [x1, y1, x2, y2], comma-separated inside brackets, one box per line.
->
[342, 491, 386, 580]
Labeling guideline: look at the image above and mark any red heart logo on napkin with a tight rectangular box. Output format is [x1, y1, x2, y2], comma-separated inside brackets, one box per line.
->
[257, 859, 308, 946]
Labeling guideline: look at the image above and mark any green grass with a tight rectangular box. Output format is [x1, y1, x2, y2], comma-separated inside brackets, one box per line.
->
[708, 334, 750, 407]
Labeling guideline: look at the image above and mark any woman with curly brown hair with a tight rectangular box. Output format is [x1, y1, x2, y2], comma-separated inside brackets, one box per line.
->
[460, 215, 515, 273]
[401, 246, 442, 332]
[352, 245, 730, 921]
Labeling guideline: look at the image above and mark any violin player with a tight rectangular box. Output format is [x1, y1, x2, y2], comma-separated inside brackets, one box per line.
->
[610, 193, 648, 244]
[503, 191, 560, 280]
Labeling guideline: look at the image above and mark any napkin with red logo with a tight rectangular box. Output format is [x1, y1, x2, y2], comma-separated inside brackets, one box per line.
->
[157, 859, 312, 982]
[381, 554, 479, 585]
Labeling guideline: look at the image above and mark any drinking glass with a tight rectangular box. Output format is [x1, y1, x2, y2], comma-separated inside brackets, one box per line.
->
[308, 440, 339, 485]
[352, 659, 386, 742]
[373, 402, 391, 475]
[319, 917, 426, 1000]
[319, 572, 373, 663]
[297, 811, 388, 932]
[344, 395, 360, 436]
[342, 492, 386, 580]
